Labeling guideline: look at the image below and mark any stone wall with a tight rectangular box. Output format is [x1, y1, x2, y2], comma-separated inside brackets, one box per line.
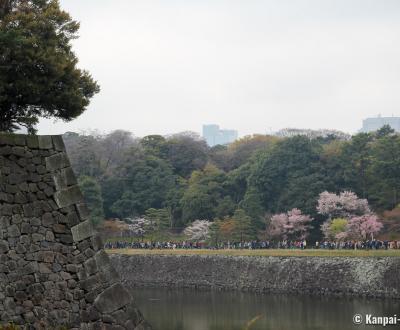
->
[0, 134, 150, 329]
[111, 254, 400, 299]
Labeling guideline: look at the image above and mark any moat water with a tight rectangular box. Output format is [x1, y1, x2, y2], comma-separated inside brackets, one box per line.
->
[133, 288, 400, 330]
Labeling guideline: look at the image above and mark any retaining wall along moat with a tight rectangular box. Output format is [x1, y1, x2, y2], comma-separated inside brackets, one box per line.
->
[110, 254, 400, 299]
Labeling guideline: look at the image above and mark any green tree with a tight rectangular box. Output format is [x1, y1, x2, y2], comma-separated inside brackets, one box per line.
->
[0, 0, 99, 133]
[180, 164, 227, 223]
[368, 134, 400, 210]
[78, 176, 104, 226]
[248, 136, 328, 216]
[164, 176, 187, 228]
[209, 219, 223, 245]
[63, 133, 102, 178]
[145, 208, 172, 231]
[232, 209, 255, 242]
[215, 196, 236, 219]
[340, 133, 373, 198]
[164, 133, 209, 178]
[330, 218, 348, 237]
[111, 154, 175, 218]
[140, 135, 167, 158]
[226, 134, 278, 170]
[239, 187, 264, 228]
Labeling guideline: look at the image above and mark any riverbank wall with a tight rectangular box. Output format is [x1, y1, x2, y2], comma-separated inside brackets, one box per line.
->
[110, 254, 400, 299]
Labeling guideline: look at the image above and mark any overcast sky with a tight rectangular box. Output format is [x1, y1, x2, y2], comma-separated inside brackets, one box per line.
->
[37, 0, 400, 137]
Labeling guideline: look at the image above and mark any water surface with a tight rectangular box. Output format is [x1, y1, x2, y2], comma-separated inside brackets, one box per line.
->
[133, 288, 399, 330]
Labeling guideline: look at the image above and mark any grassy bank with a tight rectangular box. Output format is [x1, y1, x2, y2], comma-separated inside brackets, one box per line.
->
[106, 248, 400, 257]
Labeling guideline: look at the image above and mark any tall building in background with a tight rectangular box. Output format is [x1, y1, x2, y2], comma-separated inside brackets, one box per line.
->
[202, 124, 238, 147]
[361, 115, 400, 133]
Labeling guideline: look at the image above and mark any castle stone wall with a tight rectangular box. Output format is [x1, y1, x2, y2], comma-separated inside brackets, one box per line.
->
[0, 134, 150, 330]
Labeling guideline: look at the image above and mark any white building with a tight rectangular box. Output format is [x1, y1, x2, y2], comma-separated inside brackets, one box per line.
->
[202, 124, 238, 147]
[361, 116, 400, 133]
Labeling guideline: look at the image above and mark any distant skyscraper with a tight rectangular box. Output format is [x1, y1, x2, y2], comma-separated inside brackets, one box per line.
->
[361, 115, 400, 133]
[202, 124, 238, 147]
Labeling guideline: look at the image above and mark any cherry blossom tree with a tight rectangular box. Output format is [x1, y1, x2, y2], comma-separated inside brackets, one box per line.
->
[269, 208, 313, 240]
[346, 214, 383, 240]
[338, 191, 370, 216]
[184, 220, 212, 241]
[124, 217, 153, 236]
[317, 191, 370, 219]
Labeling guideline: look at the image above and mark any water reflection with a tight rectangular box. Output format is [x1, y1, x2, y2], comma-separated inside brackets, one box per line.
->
[133, 288, 399, 330]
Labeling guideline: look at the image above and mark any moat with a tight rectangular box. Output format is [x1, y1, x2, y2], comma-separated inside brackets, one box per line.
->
[133, 288, 400, 330]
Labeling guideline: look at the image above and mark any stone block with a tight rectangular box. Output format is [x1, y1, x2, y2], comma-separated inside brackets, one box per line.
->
[0, 134, 14, 145]
[52, 135, 66, 151]
[65, 211, 80, 227]
[76, 203, 91, 221]
[39, 251, 55, 263]
[0, 216, 11, 229]
[42, 212, 55, 227]
[91, 235, 104, 252]
[58, 234, 73, 244]
[54, 185, 83, 208]
[53, 167, 77, 190]
[13, 135, 26, 146]
[11, 146, 25, 157]
[11, 214, 23, 224]
[45, 231, 55, 242]
[94, 250, 111, 269]
[80, 274, 101, 291]
[31, 233, 45, 242]
[39, 263, 52, 274]
[21, 222, 31, 234]
[45, 152, 70, 172]
[4, 297, 16, 312]
[84, 258, 98, 276]
[26, 135, 39, 149]
[71, 220, 94, 242]
[8, 224, 21, 237]
[0, 240, 9, 254]
[38, 136, 53, 149]
[53, 223, 67, 234]
[93, 283, 132, 314]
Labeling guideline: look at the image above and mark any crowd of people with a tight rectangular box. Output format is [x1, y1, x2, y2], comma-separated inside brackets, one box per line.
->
[104, 239, 400, 250]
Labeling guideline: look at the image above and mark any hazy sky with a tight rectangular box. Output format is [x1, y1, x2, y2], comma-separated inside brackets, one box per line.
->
[37, 0, 400, 137]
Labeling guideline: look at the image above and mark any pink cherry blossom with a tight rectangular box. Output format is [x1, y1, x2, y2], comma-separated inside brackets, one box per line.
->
[317, 191, 370, 219]
[269, 208, 313, 240]
[346, 214, 383, 240]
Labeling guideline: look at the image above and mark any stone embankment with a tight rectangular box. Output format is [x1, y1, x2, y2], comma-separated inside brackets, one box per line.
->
[111, 254, 400, 299]
[0, 134, 150, 329]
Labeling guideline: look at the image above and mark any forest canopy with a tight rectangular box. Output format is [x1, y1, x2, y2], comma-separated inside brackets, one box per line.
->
[65, 126, 400, 241]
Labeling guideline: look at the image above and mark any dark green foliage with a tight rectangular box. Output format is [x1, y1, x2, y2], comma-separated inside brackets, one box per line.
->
[215, 196, 236, 219]
[248, 136, 327, 216]
[180, 165, 229, 223]
[140, 135, 167, 158]
[145, 208, 172, 231]
[0, 0, 99, 133]
[164, 134, 208, 178]
[232, 208, 256, 241]
[340, 133, 373, 198]
[78, 176, 104, 226]
[367, 133, 400, 209]
[110, 154, 176, 218]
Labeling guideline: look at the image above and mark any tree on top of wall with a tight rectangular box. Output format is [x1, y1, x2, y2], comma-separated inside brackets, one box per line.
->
[0, 0, 99, 133]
